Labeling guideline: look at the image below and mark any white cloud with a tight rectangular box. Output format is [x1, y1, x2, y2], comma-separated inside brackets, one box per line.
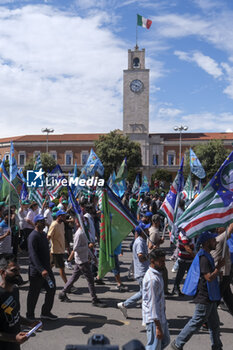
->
[174, 50, 223, 79]
[0, 5, 129, 137]
[150, 110, 233, 133]
[157, 107, 182, 118]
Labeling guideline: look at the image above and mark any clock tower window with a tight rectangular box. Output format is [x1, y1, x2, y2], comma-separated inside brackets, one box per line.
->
[133, 57, 140, 68]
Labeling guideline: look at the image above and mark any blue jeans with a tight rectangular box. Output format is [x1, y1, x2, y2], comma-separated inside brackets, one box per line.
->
[124, 276, 143, 307]
[175, 302, 222, 350]
[146, 321, 170, 350]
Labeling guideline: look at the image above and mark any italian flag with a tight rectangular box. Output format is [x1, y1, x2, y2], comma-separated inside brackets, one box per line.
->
[137, 14, 152, 29]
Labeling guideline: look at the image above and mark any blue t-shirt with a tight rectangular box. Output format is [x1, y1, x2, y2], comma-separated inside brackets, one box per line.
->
[133, 236, 149, 278]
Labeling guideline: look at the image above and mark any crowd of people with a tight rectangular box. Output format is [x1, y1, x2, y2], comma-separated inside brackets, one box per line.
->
[0, 189, 232, 349]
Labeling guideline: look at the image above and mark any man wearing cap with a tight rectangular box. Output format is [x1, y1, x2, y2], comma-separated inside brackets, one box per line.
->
[171, 231, 225, 350]
[26, 214, 57, 321]
[47, 210, 67, 284]
[117, 222, 150, 318]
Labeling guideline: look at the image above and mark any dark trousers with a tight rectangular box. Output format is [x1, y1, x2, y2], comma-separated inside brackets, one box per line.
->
[220, 275, 233, 315]
[26, 273, 56, 318]
[174, 260, 192, 289]
[162, 266, 169, 293]
[63, 261, 97, 301]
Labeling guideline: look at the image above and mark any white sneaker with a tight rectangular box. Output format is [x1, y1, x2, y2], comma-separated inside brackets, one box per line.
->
[65, 261, 73, 270]
[117, 302, 128, 319]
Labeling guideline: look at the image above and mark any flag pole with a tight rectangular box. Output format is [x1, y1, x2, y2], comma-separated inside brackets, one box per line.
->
[136, 14, 138, 48]
[222, 226, 228, 259]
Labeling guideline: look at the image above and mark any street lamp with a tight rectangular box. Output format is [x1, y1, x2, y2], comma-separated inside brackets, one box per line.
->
[173, 125, 188, 164]
[41, 128, 54, 153]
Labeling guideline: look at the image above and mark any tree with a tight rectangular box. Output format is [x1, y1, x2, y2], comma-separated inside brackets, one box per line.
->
[24, 153, 56, 173]
[184, 140, 231, 181]
[95, 130, 142, 180]
[151, 169, 172, 188]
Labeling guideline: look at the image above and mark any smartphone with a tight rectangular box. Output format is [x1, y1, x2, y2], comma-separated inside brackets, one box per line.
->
[26, 321, 42, 337]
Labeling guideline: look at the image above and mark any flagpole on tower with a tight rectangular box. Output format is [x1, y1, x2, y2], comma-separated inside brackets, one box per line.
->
[136, 14, 138, 49]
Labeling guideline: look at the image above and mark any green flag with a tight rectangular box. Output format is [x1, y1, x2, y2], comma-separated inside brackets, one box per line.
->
[115, 157, 127, 183]
[0, 174, 20, 208]
[98, 186, 138, 278]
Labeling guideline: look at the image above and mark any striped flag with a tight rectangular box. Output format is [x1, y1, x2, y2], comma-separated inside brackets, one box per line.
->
[29, 154, 44, 207]
[137, 14, 152, 29]
[177, 151, 233, 238]
[160, 157, 184, 228]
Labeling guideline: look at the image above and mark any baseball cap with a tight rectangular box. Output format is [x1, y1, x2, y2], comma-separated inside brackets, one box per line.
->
[144, 211, 153, 217]
[49, 202, 55, 208]
[34, 214, 45, 223]
[197, 231, 218, 246]
[56, 210, 66, 217]
[135, 222, 151, 234]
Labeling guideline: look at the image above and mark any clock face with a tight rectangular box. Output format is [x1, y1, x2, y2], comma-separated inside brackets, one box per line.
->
[130, 79, 144, 93]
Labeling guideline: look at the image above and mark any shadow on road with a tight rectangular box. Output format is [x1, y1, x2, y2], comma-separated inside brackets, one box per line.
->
[40, 312, 125, 334]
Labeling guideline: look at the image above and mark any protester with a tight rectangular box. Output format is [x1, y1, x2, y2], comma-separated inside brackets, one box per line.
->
[211, 225, 233, 315]
[117, 222, 150, 318]
[47, 210, 68, 284]
[142, 249, 170, 350]
[171, 231, 225, 350]
[58, 217, 105, 307]
[0, 253, 41, 349]
[26, 214, 57, 321]
[148, 214, 171, 295]
[172, 228, 195, 296]
[0, 210, 12, 254]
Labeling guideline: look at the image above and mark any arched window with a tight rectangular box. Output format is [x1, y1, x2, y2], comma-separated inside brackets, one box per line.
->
[133, 57, 140, 68]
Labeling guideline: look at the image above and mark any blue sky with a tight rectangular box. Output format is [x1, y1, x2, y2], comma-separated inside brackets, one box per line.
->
[1, 0, 233, 137]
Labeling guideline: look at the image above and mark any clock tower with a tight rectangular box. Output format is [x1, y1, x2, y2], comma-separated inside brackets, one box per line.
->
[123, 47, 150, 167]
[123, 47, 149, 134]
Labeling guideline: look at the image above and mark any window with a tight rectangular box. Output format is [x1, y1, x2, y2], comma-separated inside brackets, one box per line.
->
[152, 154, 158, 166]
[65, 151, 73, 166]
[18, 152, 26, 166]
[81, 151, 89, 165]
[167, 153, 175, 166]
[133, 57, 140, 68]
[49, 151, 57, 161]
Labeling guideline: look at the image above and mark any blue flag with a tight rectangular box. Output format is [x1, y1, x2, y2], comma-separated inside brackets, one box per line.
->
[190, 148, 206, 179]
[210, 150, 233, 206]
[18, 168, 26, 183]
[140, 175, 150, 194]
[20, 183, 29, 201]
[68, 185, 82, 216]
[107, 171, 120, 197]
[9, 141, 18, 182]
[81, 149, 104, 177]
[132, 174, 140, 195]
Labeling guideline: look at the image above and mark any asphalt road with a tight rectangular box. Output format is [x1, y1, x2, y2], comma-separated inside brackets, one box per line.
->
[18, 235, 233, 350]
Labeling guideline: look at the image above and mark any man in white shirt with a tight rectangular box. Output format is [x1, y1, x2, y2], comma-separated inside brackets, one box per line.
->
[142, 249, 170, 350]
